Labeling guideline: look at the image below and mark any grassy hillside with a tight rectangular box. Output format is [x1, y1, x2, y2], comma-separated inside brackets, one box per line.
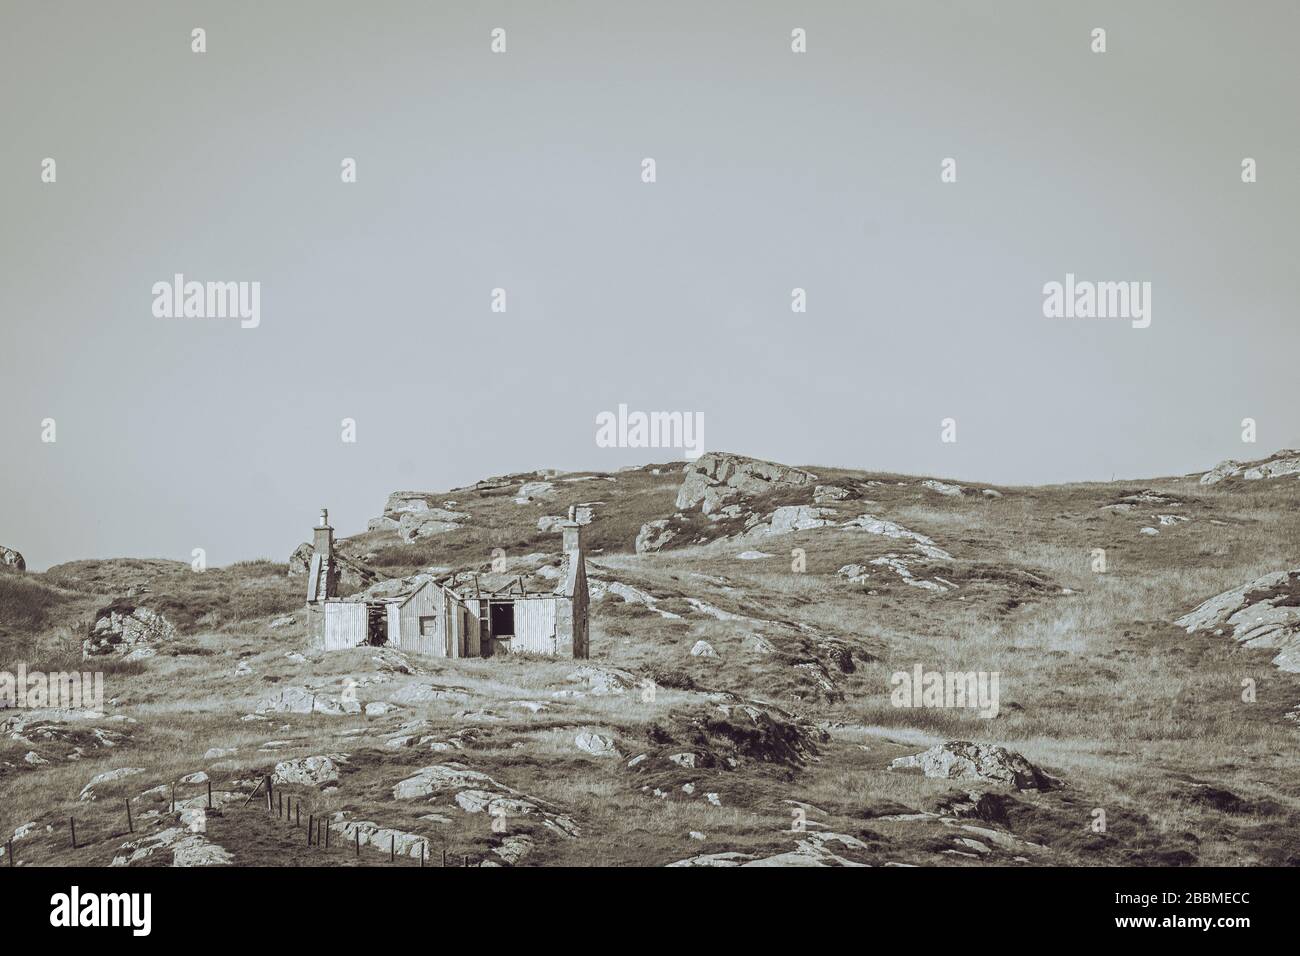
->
[3, 454, 1299, 868]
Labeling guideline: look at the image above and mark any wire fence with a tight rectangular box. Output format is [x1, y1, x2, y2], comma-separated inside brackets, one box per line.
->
[5, 773, 484, 868]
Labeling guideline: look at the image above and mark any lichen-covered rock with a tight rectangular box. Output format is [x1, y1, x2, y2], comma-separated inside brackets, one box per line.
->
[272, 754, 345, 788]
[636, 517, 679, 554]
[0, 545, 25, 572]
[1176, 569, 1300, 672]
[256, 686, 361, 715]
[813, 485, 850, 503]
[670, 831, 871, 867]
[676, 452, 817, 515]
[563, 665, 639, 696]
[921, 479, 967, 497]
[112, 827, 232, 867]
[1201, 451, 1300, 485]
[83, 603, 175, 659]
[751, 505, 838, 536]
[79, 767, 147, 801]
[515, 481, 555, 502]
[840, 514, 952, 558]
[336, 819, 430, 860]
[398, 509, 468, 543]
[384, 492, 443, 514]
[287, 542, 313, 574]
[889, 742, 1059, 790]
[574, 731, 619, 758]
[393, 762, 580, 840]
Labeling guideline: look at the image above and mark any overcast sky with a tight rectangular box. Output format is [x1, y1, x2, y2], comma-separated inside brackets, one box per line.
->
[2, 0, 1297, 569]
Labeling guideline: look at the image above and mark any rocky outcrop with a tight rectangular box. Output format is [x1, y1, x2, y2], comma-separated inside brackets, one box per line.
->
[676, 452, 817, 515]
[1200, 451, 1300, 485]
[574, 731, 619, 758]
[256, 686, 362, 715]
[84, 603, 175, 659]
[112, 827, 232, 867]
[562, 665, 639, 696]
[840, 514, 952, 558]
[393, 763, 580, 843]
[625, 700, 825, 776]
[272, 754, 344, 788]
[363, 493, 472, 539]
[921, 479, 967, 497]
[515, 481, 555, 502]
[1176, 569, 1300, 672]
[636, 517, 679, 554]
[334, 818, 432, 861]
[384, 492, 445, 514]
[889, 742, 1059, 790]
[670, 831, 872, 867]
[398, 509, 469, 543]
[1201, 460, 1242, 485]
[841, 555, 955, 592]
[79, 767, 147, 801]
[287, 542, 313, 573]
[0, 545, 25, 572]
[749, 505, 838, 536]
[813, 485, 851, 503]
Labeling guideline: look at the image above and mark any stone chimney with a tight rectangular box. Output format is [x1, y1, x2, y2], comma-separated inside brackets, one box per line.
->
[313, 508, 333, 560]
[560, 505, 584, 555]
[555, 506, 589, 659]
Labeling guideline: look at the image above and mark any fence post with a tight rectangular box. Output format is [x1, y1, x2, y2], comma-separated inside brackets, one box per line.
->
[390, 835, 395, 863]
[69, 817, 77, 849]
[296, 804, 300, 827]
[324, 820, 330, 849]
[126, 799, 133, 834]
[442, 849, 446, 867]
[265, 775, 273, 812]
[421, 842, 425, 867]
[207, 780, 212, 810]
[170, 783, 176, 813]
[355, 827, 360, 857]
[307, 814, 313, 846]
[278, 793, 283, 818]
[7, 838, 13, 866]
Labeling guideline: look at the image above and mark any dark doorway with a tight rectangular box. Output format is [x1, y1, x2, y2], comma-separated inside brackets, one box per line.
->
[366, 604, 387, 646]
[489, 601, 515, 638]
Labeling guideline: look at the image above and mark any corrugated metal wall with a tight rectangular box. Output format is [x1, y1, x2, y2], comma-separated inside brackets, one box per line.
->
[323, 602, 367, 650]
[512, 598, 558, 654]
[465, 599, 481, 658]
[397, 584, 440, 657]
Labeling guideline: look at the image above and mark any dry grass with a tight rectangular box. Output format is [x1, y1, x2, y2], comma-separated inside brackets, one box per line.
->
[4, 463, 1300, 867]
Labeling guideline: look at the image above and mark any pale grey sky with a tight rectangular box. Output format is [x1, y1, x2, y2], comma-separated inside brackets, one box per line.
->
[2, 1, 1297, 569]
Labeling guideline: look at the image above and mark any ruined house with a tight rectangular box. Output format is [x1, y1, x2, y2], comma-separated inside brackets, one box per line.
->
[305, 507, 589, 659]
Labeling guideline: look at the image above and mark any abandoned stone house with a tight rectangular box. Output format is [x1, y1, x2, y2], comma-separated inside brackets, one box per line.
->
[304, 508, 589, 659]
